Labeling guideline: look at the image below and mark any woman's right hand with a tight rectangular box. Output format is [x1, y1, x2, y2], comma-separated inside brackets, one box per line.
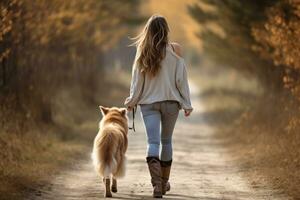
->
[184, 109, 192, 117]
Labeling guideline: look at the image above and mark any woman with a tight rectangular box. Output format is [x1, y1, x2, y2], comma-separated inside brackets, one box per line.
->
[124, 14, 193, 198]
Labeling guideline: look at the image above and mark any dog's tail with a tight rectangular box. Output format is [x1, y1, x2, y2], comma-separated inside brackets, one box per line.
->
[92, 125, 119, 178]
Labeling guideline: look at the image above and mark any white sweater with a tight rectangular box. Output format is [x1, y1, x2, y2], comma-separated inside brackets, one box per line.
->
[124, 44, 193, 111]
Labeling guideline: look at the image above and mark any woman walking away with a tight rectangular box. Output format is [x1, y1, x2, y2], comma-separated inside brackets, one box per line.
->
[124, 14, 193, 198]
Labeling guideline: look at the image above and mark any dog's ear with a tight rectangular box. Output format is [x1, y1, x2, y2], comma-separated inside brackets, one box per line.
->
[99, 106, 109, 115]
[119, 108, 127, 116]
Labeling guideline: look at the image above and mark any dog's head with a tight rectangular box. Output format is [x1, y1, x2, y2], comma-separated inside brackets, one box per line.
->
[99, 106, 128, 126]
[99, 106, 128, 129]
[99, 106, 127, 117]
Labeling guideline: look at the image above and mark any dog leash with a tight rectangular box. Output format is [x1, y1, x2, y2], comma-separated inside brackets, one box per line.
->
[129, 105, 137, 132]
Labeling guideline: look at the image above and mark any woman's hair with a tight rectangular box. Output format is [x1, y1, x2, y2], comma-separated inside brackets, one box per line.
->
[131, 14, 169, 77]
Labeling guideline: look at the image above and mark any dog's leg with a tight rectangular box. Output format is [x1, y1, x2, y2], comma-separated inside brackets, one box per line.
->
[103, 177, 112, 197]
[111, 178, 117, 193]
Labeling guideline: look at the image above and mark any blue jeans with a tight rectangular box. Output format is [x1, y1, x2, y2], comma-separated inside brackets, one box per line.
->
[140, 100, 179, 161]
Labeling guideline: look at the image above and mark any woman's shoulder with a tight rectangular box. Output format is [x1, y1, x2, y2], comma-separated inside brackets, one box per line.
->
[168, 42, 184, 61]
[170, 42, 183, 57]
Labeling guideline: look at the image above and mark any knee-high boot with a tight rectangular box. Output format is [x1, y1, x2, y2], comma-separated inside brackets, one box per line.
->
[161, 160, 172, 195]
[146, 157, 163, 198]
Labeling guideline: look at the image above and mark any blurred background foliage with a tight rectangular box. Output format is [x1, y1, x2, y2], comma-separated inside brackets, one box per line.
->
[189, 0, 281, 86]
[0, 0, 142, 129]
[2, 0, 300, 144]
[188, 0, 300, 130]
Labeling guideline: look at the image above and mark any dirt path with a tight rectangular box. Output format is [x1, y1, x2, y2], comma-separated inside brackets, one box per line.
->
[29, 82, 289, 200]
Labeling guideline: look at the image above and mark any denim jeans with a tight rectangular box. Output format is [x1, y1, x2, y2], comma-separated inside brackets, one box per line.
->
[140, 100, 179, 161]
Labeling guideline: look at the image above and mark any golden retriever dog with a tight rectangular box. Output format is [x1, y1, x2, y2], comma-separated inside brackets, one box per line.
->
[92, 106, 128, 197]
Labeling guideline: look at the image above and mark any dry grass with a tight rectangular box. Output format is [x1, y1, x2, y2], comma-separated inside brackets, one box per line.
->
[191, 64, 300, 198]
[227, 94, 300, 199]
[0, 129, 88, 200]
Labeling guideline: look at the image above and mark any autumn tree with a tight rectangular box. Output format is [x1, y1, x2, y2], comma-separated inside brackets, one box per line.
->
[0, 0, 142, 127]
[189, 0, 300, 146]
[252, 0, 300, 101]
[188, 0, 283, 88]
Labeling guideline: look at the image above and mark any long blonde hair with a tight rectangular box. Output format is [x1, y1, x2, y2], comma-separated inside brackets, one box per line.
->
[132, 14, 169, 77]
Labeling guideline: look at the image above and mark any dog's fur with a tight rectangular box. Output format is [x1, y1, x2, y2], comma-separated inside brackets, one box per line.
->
[92, 106, 128, 197]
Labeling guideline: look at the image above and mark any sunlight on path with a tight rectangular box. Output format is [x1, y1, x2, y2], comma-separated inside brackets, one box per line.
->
[30, 81, 289, 200]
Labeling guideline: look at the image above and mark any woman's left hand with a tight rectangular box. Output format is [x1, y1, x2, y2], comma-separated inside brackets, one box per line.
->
[127, 106, 133, 112]
[184, 109, 192, 117]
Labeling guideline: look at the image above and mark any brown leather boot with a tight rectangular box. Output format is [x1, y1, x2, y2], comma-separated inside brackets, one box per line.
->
[111, 178, 117, 193]
[103, 178, 112, 197]
[146, 157, 163, 198]
[161, 160, 172, 195]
